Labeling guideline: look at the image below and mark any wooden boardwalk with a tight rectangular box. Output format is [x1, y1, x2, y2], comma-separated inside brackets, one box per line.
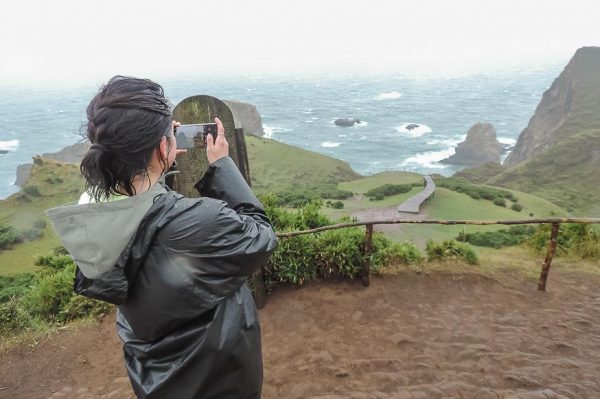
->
[396, 175, 435, 214]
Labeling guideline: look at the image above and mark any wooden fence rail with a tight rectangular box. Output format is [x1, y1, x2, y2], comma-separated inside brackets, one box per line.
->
[252, 218, 600, 308]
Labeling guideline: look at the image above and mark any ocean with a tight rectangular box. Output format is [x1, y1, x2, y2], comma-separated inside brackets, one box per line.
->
[0, 67, 561, 199]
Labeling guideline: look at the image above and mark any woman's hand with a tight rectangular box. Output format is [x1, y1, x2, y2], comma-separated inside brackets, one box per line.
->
[206, 117, 229, 164]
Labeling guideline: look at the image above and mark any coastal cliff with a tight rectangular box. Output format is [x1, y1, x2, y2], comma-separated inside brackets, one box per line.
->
[504, 46, 600, 166]
[223, 99, 265, 137]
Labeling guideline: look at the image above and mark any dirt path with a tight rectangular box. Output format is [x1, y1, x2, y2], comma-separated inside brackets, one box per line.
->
[2, 271, 600, 398]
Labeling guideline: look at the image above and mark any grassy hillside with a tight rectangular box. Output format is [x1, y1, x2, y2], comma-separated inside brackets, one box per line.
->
[323, 172, 568, 245]
[338, 171, 423, 193]
[246, 136, 361, 193]
[488, 129, 600, 216]
[0, 158, 84, 275]
[453, 163, 506, 184]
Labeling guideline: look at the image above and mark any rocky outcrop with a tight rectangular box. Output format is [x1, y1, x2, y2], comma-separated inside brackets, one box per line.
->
[440, 123, 502, 166]
[14, 142, 90, 187]
[334, 118, 361, 127]
[223, 99, 265, 137]
[504, 46, 600, 166]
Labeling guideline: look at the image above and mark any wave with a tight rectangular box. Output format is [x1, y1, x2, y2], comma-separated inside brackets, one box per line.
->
[321, 141, 341, 148]
[426, 135, 465, 146]
[399, 148, 455, 169]
[263, 124, 292, 139]
[497, 137, 517, 145]
[0, 139, 19, 152]
[395, 123, 432, 137]
[375, 91, 402, 100]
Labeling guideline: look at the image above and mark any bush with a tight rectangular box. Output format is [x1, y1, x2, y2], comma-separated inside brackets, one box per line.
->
[456, 225, 536, 248]
[331, 201, 344, 209]
[527, 224, 600, 259]
[0, 296, 32, 334]
[0, 224, 21, 249]
[33, 220, 47, 229]
[435, 177, 516, 206]
[493, 198, 507, 207]
[259, 196, 422, 290]
[0, 274, 35, 303]
[511, 203, 523, 212]
[426, 240, 478, 265]
[21, 228, 43, 241]
[320, 189, 353, 200]
[0, 248, 113, 335]
[365, 183, 412, 200]
[23, 185, 41, 197]
[370, 193, 385, 201]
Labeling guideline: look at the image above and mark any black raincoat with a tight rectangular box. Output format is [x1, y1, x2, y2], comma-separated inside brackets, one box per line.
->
[47, 157, 278, 398]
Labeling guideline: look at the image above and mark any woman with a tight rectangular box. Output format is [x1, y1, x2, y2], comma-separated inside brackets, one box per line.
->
[47, 76, 277, 398]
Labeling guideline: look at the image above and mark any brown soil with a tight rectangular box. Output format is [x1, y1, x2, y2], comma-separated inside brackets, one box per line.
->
[2, 271, 600, 399]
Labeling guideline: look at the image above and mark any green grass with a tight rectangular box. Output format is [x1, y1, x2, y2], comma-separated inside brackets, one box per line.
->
[395, 187, 567, 245]
[0, 158, 84, 276]
[338, 171, 423, 193]
[489, 129, 600, 216]
[246, 136, 361, 193]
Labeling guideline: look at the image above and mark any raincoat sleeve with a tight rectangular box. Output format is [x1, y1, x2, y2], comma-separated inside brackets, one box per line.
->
[164, 156, 277, 278]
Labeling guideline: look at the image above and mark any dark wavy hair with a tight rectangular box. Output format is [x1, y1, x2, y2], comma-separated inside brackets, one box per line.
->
[80, 76, 173, 202]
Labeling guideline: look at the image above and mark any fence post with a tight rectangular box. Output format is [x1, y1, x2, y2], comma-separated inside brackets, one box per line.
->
[252, 269, 266, 309]
[363, 224, 373, 287]
[538, 223, 560, 291]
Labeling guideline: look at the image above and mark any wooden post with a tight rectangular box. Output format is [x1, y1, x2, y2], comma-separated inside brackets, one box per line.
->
[362, 224, 373, 287]
[538, 223, 560, 291]
[251, 270, 266, 309]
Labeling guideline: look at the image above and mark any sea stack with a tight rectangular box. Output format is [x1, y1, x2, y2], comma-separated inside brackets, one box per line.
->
[440, 123, 502, 166]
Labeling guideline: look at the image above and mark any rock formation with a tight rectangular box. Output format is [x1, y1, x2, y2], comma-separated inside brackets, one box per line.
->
[334, 118, 361, 127]
[223, 99, 265, 137]
[440, 123, 502, 166]
[504, 46, 600, 166]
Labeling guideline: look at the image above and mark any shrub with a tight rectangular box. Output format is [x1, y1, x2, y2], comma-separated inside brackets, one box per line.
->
[0, 224, 21, 249]
[23, 185, 41, 197]
[0, 296, 32, 334]
[527, 224, 600, 259]
[0, 248, 114, 338]
[511, 203, 523, 212]
[493, 198, 507, 207]
[33, 157, 44, 166]
[365, 183, 412, 199]
[426, 240, 478, 264]
[320, 189, 353, 200]
[456, 225, 536, 248]
[331, 201, 344, 209]
[0, 274, 35, 303]
[33, 220, 47, 229]
[370, 193, 385, 201]
[21, 228, 43, 241]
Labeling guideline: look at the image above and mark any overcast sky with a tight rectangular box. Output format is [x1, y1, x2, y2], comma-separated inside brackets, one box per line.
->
[0, 0, 599, 85]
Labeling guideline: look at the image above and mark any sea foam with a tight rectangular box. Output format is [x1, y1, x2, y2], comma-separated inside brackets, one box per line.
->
[399, 148, 455, 169]
[396, 123, 432, 137]
[0, 139, 19, 152]
[376, 91, 402, 100]
[321, 141, 341, 148]
[263, 125, 292, 139]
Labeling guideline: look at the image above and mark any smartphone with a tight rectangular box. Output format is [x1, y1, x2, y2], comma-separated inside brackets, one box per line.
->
[174, 123, 218, 149]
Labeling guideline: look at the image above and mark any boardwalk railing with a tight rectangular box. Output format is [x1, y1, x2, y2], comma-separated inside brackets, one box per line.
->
[252, 218, 600, 308]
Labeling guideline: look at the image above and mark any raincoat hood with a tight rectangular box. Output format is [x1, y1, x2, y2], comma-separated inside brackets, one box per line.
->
[46, 183, 167, 280]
